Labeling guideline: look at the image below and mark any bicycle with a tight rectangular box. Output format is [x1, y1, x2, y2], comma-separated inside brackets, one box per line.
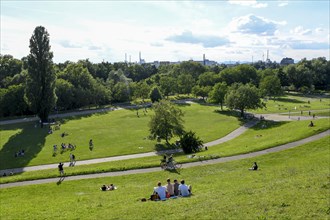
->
[160, 159, 182, 170]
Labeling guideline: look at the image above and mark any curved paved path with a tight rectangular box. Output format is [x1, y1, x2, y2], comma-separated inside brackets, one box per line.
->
[1, 130, 328, 189]
[0, 120, 258, 175]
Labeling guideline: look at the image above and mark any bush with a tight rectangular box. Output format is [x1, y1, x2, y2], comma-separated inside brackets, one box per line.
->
[180, 131, 203, 154]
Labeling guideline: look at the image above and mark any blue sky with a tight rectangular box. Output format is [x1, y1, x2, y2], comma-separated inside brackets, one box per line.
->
[1, 0, 329, 63]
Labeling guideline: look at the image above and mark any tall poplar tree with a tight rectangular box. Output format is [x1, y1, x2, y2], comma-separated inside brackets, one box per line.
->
[25, 26, 56, 124]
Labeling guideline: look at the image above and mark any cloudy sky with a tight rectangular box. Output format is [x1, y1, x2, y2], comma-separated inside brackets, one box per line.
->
[1, 0, 329, 63]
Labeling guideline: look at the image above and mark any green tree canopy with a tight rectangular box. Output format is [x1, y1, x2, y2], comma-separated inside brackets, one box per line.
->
[180, 131, 203, 154]
[225, 83, 263, 117]
[259, 75, 283, 98]
[149, 100, 184, 144]
[149, 86, 163, 103]
[208, 82, 228, 110]
[25, 26, 56, 123]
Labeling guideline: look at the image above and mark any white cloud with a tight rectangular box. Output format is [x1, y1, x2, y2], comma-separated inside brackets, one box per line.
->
[228, 0, 268, 8]
[166, 31, 230, 48]
[230, 14, 286, 36]
[290, 26, 312, 35]
[278, 1, 289, 7]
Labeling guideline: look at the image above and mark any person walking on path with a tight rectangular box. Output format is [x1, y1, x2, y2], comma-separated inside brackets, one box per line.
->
[69, 154, 76, 167]
[58, 162, 64, 177]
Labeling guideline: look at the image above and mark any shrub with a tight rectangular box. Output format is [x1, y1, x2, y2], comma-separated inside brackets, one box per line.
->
[180, 131, 203, 154]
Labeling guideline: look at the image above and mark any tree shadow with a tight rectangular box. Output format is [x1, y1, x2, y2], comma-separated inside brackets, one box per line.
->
[213, 110, 248, 125]
[273, 97, 305, 104]
[154, 143, 179, 153]
[0, 121, 48, 170]
[250, 120, 289, 131]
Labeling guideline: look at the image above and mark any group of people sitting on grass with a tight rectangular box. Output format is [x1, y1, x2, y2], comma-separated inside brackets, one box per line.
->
[150, 178, 192, 201]
[100, 183, 117, 191]
[14, 149, 25, 157]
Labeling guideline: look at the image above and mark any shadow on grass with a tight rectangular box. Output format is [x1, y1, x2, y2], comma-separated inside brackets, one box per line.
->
[273, 97, 305, 104]
[250, 120, 289, 131]
[0, 122, 48, 170]
[154, 143, 179, 153]
[164, 168, 181, 174]
[213, 110, 247, 125]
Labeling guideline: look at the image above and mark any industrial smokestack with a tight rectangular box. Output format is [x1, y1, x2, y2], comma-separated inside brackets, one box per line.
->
[203, 54, 206, 66]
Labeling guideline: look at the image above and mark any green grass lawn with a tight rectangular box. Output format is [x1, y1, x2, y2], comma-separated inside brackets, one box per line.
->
[0, 137, 328, 220]
[1, 118, 328, 184]
[0, 103, 241, 170]
[252, 94, 330, 114]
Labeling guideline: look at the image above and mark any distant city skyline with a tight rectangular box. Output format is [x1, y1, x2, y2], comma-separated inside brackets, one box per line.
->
[1, 1, 329, 63]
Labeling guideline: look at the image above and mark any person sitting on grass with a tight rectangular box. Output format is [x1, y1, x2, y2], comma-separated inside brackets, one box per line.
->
[153, 181, 167, 200]
[101, 185, 107, 191]
[108, 184, 117, 191]
[308, 121, 314, 127]
[173, 179, 180, 196]
[179, 179, 192, 197]
[249, 162, 258, 171]
[166, 178, 174, 197]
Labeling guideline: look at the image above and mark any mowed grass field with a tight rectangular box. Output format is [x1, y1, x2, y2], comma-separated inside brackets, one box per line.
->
[0, 103, 242, 170]
[1, 118, 328, 184]
[252, 94, 329, 114]
[0, 137, 328, 220]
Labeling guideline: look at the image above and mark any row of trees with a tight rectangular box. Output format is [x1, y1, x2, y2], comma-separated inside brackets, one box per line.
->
[0, 26, 329, 120]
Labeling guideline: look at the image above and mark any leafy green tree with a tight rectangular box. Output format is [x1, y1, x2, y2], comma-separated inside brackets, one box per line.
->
[192, 85, 212, 100]
[259, 75, 283, 98]
[180, 131, 203, 154]
[131, 81, 150, 102]
[197, 71, 220, 87]
[179, 61, 205, 80]
[25, 26, 56, 123]
[0, 54, 22, 88]
[178, 73, 195, 95]
[55, 79, 75, 110]
[112, 82, 130, 102]
[0, 84, 29, 117]
[149, 100, 184, 144]
[225, 83, 262, 117]
[159, 75, 177, 97]
[208, 82, 228, 110]
[149, 86, 163, 103]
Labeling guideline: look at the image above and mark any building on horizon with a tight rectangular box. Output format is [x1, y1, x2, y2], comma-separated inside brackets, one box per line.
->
[280, 57, 294, 65]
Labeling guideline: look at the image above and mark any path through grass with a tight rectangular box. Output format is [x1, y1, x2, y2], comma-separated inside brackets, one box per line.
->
[0, 137, 328, 219]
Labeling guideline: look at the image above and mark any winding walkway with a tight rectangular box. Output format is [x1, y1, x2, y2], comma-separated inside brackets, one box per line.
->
[1, 129, 329, 189]
[0, 120, 258, 175]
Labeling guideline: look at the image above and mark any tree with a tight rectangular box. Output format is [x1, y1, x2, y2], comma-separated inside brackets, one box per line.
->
[180, 131, 203, 154]
[225, 83, 263, 117]
[149, 100, 184, 144]
[149, 86, 163, 103]
[208, 82, 228, 110]
[25, 26, 56, 124]
[192, 85, 212, 100]
[177, 73, 195, 95]
[159, 75, 177, 97]
[259, 75, 283, 98]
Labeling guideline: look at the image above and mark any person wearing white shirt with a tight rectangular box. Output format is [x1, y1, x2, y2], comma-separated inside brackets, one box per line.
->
[179, 179, 192, 197]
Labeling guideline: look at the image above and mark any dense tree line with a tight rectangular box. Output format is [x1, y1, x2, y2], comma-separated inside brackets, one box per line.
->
[0, 28, 329, 118]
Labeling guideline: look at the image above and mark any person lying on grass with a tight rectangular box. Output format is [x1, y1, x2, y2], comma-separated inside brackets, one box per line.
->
[100, 184, 117, 191]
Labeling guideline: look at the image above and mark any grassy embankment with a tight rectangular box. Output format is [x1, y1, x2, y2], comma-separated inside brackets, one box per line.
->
[0, 137, 329, 219]
[1, 118, 328, 184]
[0, 103, 242, 170]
